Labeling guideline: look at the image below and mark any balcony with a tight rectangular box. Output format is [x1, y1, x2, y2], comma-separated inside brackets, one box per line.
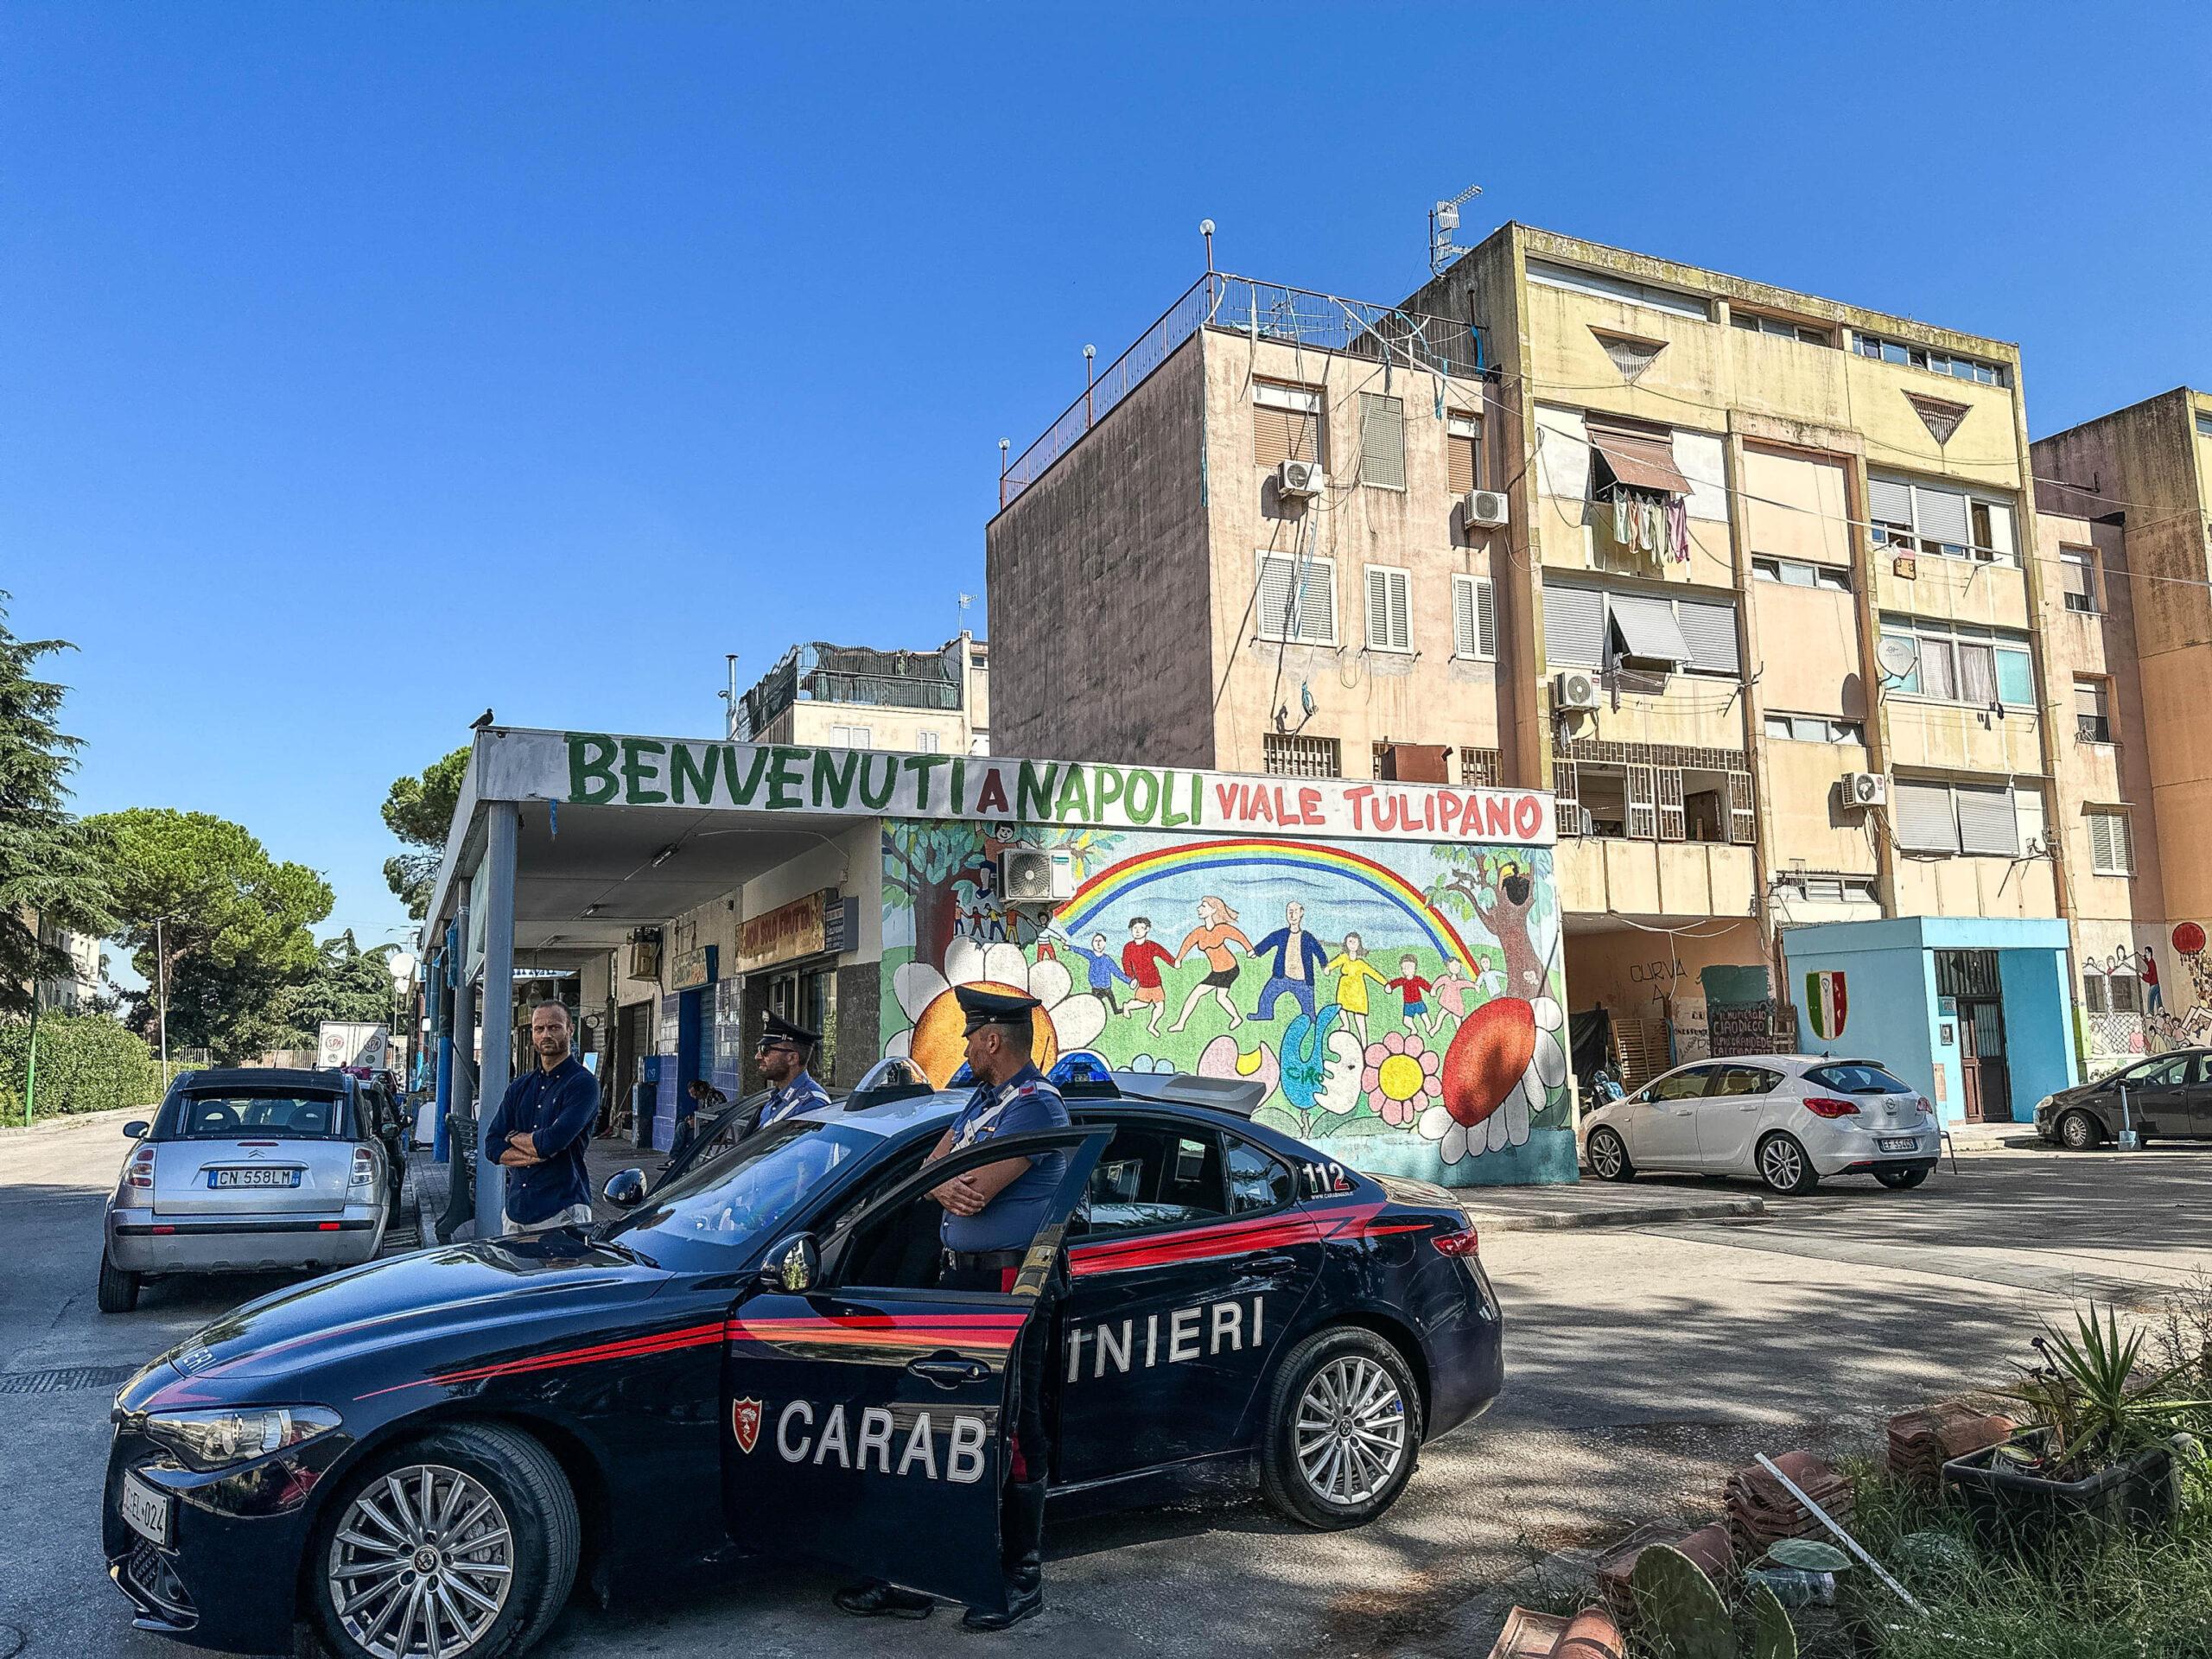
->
[1555, 836, 1758, 919]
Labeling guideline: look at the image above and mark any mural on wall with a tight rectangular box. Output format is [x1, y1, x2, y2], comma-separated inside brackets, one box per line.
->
[880, 823, 1574, 1185]
[2083, 927, 2208, 1058]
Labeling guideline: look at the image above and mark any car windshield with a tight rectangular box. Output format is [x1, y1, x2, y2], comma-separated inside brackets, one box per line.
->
[604, 1118, 879, 1268]
[1802, 1064, 1910, 1095]
[160, 1091, 348, 1140]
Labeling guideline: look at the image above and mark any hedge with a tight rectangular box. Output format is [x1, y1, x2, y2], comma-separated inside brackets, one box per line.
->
[0, 1014, 166, 1122]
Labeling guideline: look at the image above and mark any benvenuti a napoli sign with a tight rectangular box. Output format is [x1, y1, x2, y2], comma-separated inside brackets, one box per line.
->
[539, 730, 1554, 847]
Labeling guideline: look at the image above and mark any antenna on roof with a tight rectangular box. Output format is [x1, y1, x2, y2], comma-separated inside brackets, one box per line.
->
[1429, 183, 1484, 277]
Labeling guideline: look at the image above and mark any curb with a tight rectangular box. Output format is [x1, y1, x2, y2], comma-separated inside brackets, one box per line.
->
[1465, 1196, 1767, 1232]
[0, 1103, 149, 1140]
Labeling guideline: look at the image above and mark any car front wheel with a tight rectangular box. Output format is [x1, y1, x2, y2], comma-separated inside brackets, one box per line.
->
[1586, 1126, 1635, 1181]
[1260, 1327, 1422, 1530]
[1757, 1132, 1820, 1196]
[96, 1249, 140, 1314]
[2058, 1110, 2101, 1152]
[312, 1422, 579, 1659]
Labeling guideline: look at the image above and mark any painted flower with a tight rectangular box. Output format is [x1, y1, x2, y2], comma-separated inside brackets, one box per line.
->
[1124, 1053, 1180, 1075]
[1198, 1035, 1281, 1097]
[1420, 995, 1568, 1164]
[1361, 1030, 1441, 1127]
[887, 938, 1107, 1085]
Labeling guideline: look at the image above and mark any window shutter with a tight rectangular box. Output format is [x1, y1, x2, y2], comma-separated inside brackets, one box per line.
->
[2088, 812, 2115, 874]
[1895, 781, 1960, 853]
[1447, 430, 1478, 495]
[1626, 764, 1658, 840]
[1554, 761, 1580, 836]
[1914, 483, 1972, 546]
[1543, 584, 1605, 667]
[1476, 577, 1497, 658]
[2083, 974, 2109, 1014]
[1657, 766, 1686, 841]
[1298, 560, 1336, 644]
[1258, 554, 1296, 639]
[1675, 597, 1740, 675]
[1727, 769, 1757, 844]
[1868, 475, 1914, 524]
[1359, 394, 1406, 489]
[2111, 974, 2140, 1013]
[1365, 568, 1409, 651]
[1452, 577, 1477, 658]
[1955, 785, 2019, 856]
[1389, 570, 1410, 651]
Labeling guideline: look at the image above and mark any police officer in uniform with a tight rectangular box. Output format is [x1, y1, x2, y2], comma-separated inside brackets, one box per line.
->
[753, 1010, 831, 1128]
[835, 986, 1070, 1630]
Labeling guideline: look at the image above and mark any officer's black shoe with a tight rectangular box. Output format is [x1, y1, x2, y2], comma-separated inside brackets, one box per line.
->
[834, 1580, 934, 1618]
[960, 1589, 1042, 1632]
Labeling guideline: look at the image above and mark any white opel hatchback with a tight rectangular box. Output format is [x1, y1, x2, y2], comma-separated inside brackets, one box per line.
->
[1580, 1055, 1939, 1196]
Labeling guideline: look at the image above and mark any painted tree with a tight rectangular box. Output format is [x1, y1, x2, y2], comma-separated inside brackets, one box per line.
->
[379, 745, 470, 919]
[86, 808, 334, 1063]
[884, 822, 1123, 965]
[0, 596, 113, 1017]
[1426, 849, 1548, 1001]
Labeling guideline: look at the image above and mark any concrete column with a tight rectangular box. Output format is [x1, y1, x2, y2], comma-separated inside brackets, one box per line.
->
[474, 802, 519, 1235]
[443, 906, 477, 1243]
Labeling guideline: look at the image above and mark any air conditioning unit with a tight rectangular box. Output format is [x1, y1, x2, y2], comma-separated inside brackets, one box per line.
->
[626, 939, 662, 980]
[1553, 670, 1600, 712]
[1460, 489, 1510, 530]
[1274, 459, 1326, 499]
[1000, 848, 1075, 904]
[1839, 771, 1890, 809]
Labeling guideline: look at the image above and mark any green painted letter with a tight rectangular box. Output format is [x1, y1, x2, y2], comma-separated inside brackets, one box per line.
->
[568, 734, 618, 804]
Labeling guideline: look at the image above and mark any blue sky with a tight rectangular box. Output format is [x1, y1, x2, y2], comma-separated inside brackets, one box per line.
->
[6, 2, 2208, 955]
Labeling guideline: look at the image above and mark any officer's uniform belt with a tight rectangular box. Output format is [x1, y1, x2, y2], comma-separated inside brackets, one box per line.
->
[944, 1248, 1026, 1273]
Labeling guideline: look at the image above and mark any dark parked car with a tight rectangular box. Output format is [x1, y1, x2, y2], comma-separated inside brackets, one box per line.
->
[105, 1065, 1503, 1658]
[2033, 1048, 2212, 1148]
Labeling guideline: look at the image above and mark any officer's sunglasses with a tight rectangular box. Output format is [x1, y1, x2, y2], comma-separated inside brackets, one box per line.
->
[754, 1039, 798, 1054]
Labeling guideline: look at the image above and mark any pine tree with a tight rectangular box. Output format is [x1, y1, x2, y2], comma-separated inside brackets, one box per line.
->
[0, 594, 114, 1017]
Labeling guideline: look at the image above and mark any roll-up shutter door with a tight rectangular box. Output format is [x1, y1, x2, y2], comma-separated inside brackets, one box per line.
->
[1676, 597, 1740, 675]
[1543, 585, 1605, 667]
[1894, 781, 1960, 853]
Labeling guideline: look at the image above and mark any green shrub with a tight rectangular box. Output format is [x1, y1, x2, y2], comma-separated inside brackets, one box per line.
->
[0, 1014, 164, 1122]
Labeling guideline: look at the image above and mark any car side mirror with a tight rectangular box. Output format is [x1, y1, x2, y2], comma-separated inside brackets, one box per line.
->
[601, 1168, 648, 1209]
[760, 1232, 821, 1294]
[123, 1120, 149, 1139]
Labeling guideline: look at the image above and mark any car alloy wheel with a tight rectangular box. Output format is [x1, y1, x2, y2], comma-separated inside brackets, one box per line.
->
[1294, 1354, 1408, 1508]
[1758, 1133, 1818, 1195]
[327, 1465, 513, 1659]
[1586, 1128, 1632, 1181]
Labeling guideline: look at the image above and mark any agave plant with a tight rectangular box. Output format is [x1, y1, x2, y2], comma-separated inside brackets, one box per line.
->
[2000, 1305, 2212, 1478]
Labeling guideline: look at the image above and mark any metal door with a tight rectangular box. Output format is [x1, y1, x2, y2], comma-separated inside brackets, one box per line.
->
[1957, 1001, 2010, 1123]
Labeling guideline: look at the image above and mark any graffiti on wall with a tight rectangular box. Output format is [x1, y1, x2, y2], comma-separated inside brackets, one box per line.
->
[2081, 927, 2211, 1058]
[880, 823, 1573, 1184]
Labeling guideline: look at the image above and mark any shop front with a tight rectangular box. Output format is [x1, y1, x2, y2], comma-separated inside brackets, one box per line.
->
[1780, 917, 2078, 1124]
[418, 726, 1579, 1234]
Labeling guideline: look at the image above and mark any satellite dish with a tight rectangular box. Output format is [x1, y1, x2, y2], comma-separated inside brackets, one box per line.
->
[387, 952, 418, 983]
[1874, 634, 1920, 680]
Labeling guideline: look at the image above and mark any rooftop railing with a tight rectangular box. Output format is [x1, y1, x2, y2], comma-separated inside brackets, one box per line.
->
[998, 272, 1489, 508]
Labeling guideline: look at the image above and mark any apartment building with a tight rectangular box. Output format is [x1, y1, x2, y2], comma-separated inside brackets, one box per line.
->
[2033, 388, 2212, 1059]
[731, 632, 989, 755]
[988, 224, 2082, 1122]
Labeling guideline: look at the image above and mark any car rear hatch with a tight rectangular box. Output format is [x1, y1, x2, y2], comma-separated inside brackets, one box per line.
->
[153, 1137, 364, 1217]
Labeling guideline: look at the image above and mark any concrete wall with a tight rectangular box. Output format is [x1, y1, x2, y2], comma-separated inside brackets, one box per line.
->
[1781, 928, 1944, 1108]
[987, 334, 1214, 766]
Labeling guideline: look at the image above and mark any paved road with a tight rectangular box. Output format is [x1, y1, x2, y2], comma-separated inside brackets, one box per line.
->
[4, 1115, 2208, 1659]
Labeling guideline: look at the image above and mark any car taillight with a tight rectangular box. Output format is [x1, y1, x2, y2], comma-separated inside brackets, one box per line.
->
[124, 1147, 157, 1187]
[348, 1147, 377, 1190]
[1429, 1227, 1481, 1258]
[1914, 1096, 1935, 1119]
[1802, 1096, 1861, 1119]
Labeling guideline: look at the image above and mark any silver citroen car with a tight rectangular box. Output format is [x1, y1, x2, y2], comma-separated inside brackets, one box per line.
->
[99, 1067, 394, 1313]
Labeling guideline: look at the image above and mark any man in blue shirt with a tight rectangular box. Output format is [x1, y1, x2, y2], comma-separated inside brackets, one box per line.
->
[753, 1011, 831, 1128]
[1252, 899, 1329, 1021]
[835, 986, 1069, 1632]
[483, 1001, 601, 1236]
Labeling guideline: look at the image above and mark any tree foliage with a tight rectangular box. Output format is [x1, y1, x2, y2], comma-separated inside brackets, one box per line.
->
[270, 931, 397, 1049]
[0, 1013, 163, 1120]
[0, 594, 113, 1016]
[380, 746, 469, 919]
[86, 807, 334, 1064]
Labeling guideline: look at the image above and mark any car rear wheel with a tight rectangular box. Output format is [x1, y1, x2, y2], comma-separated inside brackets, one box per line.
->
[1756, 1132, 1820, 1196]
[312, 1422, 578, 1659]
[1874, 1166, 1929, 1190]
[96, 1249, 140, 1314]
[1260, 1327, 1422, 1530]
[1586, 1127, 1635, 1182]
[2058, 1110, 2101, 1152]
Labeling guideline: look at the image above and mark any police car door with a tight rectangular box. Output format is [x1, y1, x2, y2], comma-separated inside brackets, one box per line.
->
[1057, 1116, 1322, 1484]
[721, 1127, 1106, 1612]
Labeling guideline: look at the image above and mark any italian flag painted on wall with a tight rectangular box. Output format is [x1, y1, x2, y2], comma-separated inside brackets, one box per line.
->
[1806, 971, 1848, 1040]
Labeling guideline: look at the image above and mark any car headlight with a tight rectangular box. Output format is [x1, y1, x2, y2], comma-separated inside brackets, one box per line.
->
[2033, 1095, 2054, 1120]
[143, 1406, 342, 1471]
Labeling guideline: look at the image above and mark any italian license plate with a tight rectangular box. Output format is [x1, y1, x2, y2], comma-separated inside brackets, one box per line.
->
[1878, 1136, 1919, 1153]
[121, 1473, 171, 1547]
[211, 1167, 300, 1189]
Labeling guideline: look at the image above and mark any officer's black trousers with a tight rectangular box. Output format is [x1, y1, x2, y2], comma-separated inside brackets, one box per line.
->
[942, 1262, 1053, 1576]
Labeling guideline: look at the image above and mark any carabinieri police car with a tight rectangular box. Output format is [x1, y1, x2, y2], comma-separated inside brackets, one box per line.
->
[103, 1058, 1504, 1659]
